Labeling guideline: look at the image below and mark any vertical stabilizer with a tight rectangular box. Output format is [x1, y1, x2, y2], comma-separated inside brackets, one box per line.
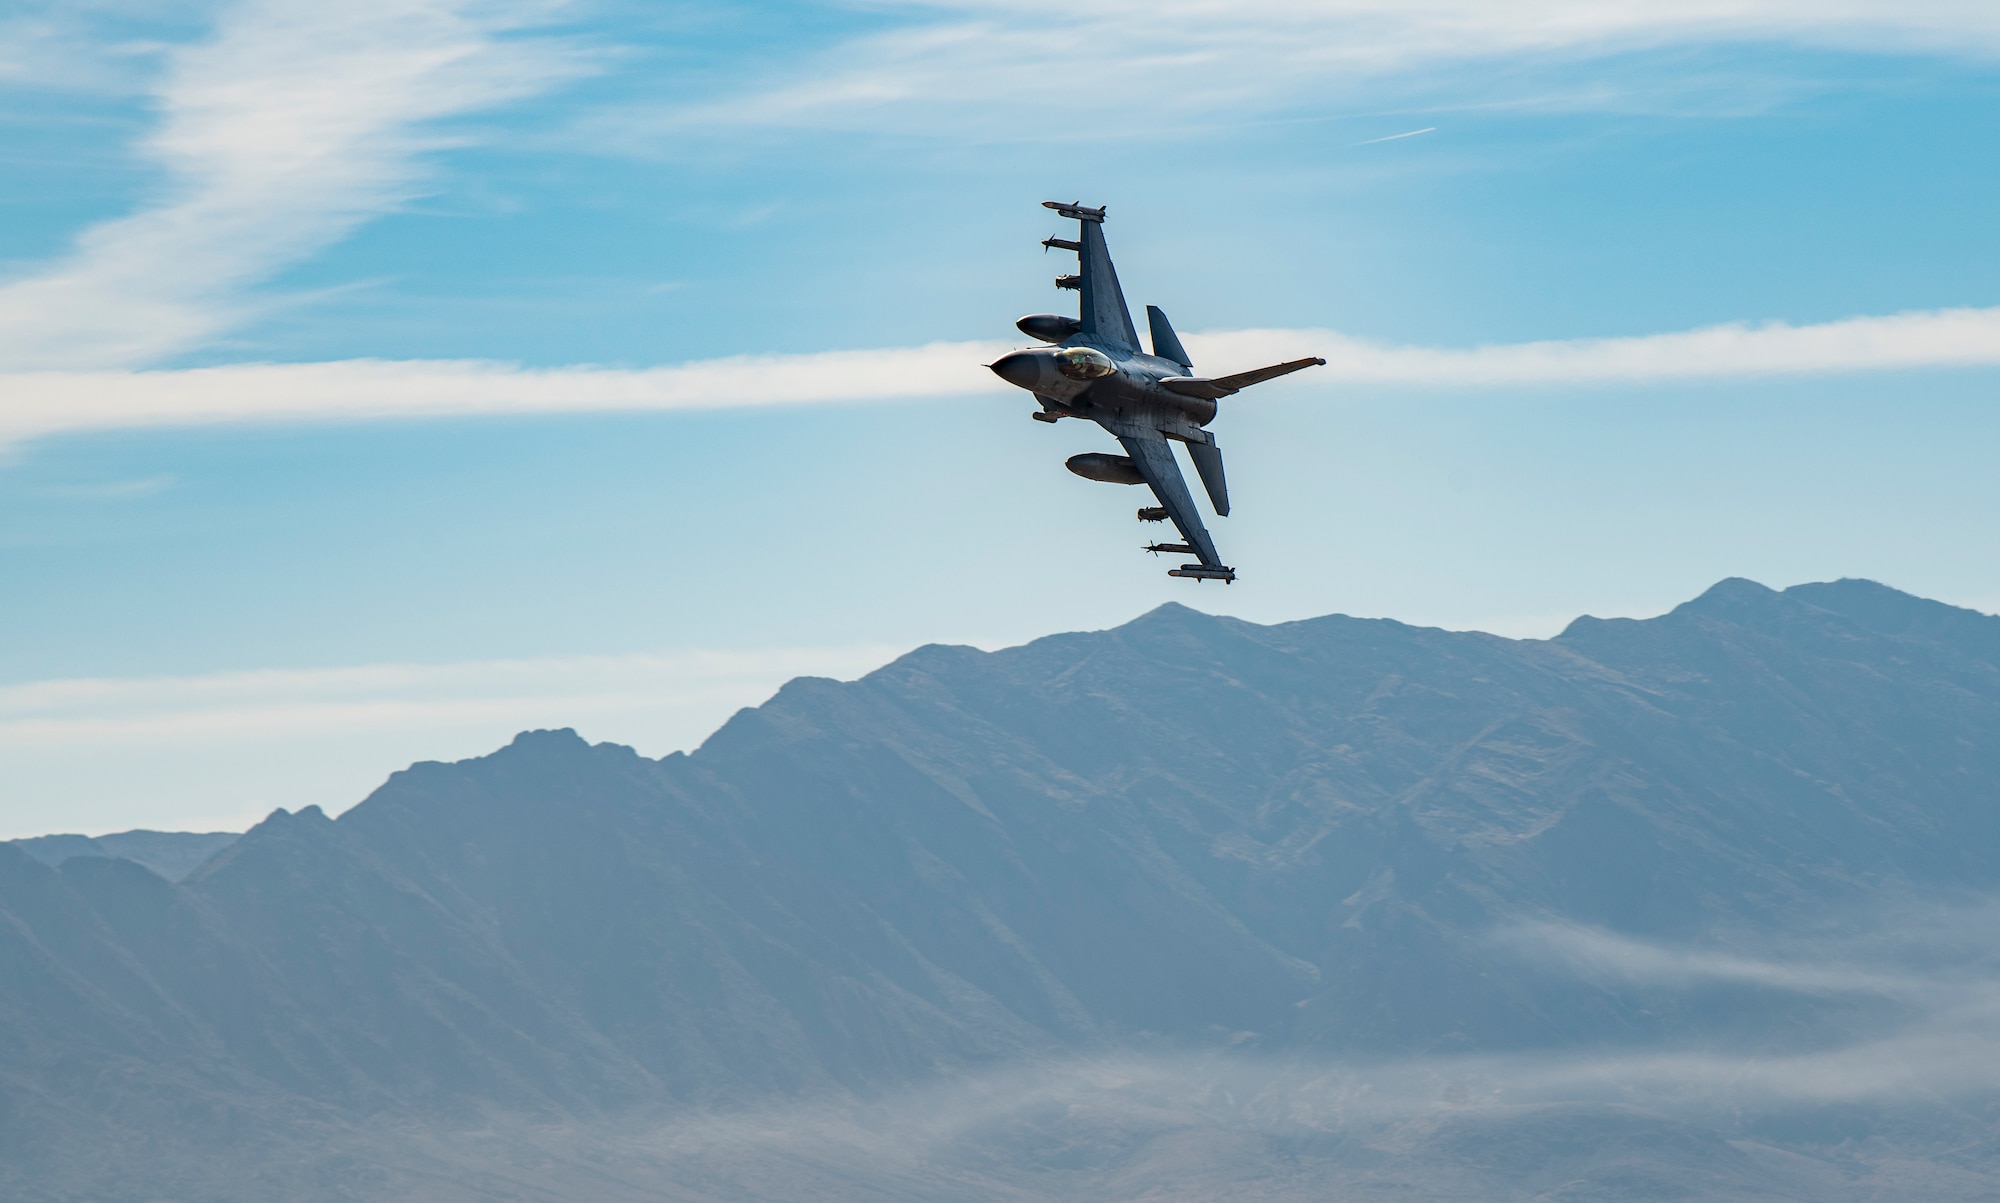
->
[1146, 306, 1191, 370]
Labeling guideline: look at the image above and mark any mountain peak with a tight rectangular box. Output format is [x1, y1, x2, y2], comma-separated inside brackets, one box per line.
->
[1113, 601, 1235, 642]
[1129, 601, 1213, 624]
[1670, 576, 1779, 619]
[239, 803, 332, 836]
[1659, 576, 1997, 645]
[464, 726, 606, 769]
[1785, 575, 1983, 618]
[505, 727, 590, 752]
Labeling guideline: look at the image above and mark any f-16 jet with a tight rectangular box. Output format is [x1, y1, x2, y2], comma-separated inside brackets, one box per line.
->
[988, 201, 1324, 582]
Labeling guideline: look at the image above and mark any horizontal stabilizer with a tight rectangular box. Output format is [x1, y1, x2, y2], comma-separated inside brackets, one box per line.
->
[1159, 356, 1327, 400]
[1186, 438, 1228, 516]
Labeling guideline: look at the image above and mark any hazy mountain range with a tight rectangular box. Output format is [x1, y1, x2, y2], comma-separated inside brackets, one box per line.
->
[6, 578, 2000, 1201]
[10, 830, 239, 882]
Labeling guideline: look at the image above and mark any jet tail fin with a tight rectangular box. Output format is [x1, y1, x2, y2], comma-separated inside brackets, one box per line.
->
[1147, 305, 1191, 370]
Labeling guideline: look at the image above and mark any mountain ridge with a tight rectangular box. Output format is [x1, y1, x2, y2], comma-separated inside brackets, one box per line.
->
[6, 577, 2000, 1201]
[8, 829, 241, 882]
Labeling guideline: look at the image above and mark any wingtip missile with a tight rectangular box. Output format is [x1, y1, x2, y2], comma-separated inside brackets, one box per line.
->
[1042, 200, 1106, 222]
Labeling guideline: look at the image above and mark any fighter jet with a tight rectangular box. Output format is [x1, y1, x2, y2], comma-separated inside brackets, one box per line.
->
[988, 201, 1324, 582]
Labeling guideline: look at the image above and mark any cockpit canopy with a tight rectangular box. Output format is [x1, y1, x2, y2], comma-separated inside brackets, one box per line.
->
[1053, 346, 1115, 381]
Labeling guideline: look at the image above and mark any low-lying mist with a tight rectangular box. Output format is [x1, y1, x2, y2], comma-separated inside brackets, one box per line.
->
[375, 899, 2000, 1203]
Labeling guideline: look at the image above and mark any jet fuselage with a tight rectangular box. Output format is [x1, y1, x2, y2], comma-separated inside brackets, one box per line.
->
[988, 339, 1216, 440]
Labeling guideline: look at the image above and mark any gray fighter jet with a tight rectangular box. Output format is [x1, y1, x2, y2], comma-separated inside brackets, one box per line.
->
[988, 202, 1324, 582]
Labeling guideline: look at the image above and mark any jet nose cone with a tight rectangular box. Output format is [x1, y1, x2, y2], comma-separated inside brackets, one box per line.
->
[989, 350, 1042, 390]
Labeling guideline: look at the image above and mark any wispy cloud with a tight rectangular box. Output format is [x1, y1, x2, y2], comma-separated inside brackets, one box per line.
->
[598, 0, 2000, 143]
[0, 0, 584, 371]
[202, 1028, 2000, 1197]
[1357, 126, 1437, 145]
[3, 304, 1998, 444]
[0, 645, 902, 747]
[524, 1033, 2000, 1198]
[1497, 918, 1919, 997]
[0, 644, 902, 836]
[0, 7, 173, 95]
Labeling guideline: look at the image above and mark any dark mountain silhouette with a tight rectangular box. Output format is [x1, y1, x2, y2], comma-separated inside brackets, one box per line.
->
[6, 577, 2000, 1201]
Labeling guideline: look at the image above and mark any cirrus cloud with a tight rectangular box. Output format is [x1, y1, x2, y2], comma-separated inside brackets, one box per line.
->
[0, 0, 585, 371]
[603, 0, 2000, 143]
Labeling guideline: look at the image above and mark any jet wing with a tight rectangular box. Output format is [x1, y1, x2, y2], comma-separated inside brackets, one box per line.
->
[1159, 356, 1328, 400]
[1113, 427, 1228, 572]
[1044, 201, 1140, 352]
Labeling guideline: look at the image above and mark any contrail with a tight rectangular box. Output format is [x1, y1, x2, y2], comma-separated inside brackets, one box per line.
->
[1357, 126, 1436, 145]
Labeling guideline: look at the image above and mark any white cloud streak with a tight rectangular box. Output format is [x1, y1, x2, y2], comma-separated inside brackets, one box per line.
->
[608, 0, 2000, 141]
[0, 0, 582, 371]
[0, 340, 1012, 443]
[0, 646, 902, 747]
[4, 305, 1998, 444]
[1216, 306, 2000, 386]
[1498, 918, 1919, 997]
[1357, 127, 1437, 145]
[534, 1030, 2000, 1198]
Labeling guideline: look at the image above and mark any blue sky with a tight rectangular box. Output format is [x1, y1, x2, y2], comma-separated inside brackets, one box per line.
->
[3, 0, 1999, 835]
